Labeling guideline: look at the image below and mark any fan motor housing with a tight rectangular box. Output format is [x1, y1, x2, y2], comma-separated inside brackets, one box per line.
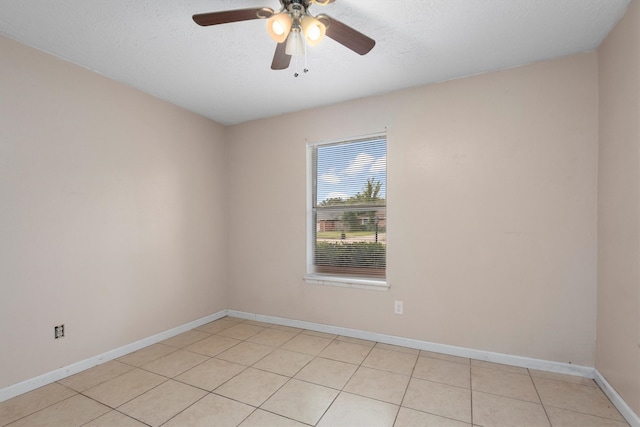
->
[285, 0, 307, 16]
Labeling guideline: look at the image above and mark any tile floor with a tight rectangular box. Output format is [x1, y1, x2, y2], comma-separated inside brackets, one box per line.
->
[0, 316, 629, 426]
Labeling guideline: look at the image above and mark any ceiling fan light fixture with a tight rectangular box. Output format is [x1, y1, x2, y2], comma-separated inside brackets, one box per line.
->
[285, 28, 305, 56]
[300, 15, 326, 46]
[266, 12, 293, 43]
[192, 1, 375, 71]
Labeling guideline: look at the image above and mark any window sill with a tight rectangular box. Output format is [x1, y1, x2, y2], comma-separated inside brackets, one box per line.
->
[304, 274, 389, 291]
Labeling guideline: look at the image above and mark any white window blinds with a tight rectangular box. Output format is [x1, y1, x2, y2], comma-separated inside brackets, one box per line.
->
[311, 135, 387, 279]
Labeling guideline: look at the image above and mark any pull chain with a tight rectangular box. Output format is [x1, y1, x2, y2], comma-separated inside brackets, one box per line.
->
[294, 37, 309, 77]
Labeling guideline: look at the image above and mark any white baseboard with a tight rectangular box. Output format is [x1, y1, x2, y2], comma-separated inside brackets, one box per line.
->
[595, 370, 640, 427]
[228, 310, 594, 378]
[231, 309, 640, 426]
[0, 310, 227, 403]
[3, 308, 639, 427]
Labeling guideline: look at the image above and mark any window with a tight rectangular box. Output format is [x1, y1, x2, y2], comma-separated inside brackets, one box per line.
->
[306, 134, 387, 289]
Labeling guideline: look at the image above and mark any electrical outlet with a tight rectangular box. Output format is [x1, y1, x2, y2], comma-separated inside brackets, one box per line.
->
[54, 324, 65, 339]
[394, 300, 403, 315]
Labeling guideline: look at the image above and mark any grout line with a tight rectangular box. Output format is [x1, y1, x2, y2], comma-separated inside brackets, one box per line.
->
[528, 368, 552, 426]
[2, 393, 81, 427]
[470, 359, 474, 426]
[313, 334, 371, 425]
[394, 348, 420, 426]
[157, 392, 236, 427]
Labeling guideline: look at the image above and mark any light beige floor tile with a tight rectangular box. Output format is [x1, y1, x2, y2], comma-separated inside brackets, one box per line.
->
[216, 341, 274, 366]
[215, 367, 288, 406]
[317, 392, 398, 427]
[344, 366, 409, 404]
[420, 350, 470, 365]
[318, 340, 372, 365]
[533, 376, 626, 422]
[117, 344, 176, 367]
[223, 316, 246, 323]
[195, 318, 237, 334]
[6, 395, 109, 427]
[403, 378, 471, 423]
[471, 366, 539, 403]
[239, 409, 308, 427]
[163, 393, 254, 427]
[12, 321, 631, 427]
[270, 324, 304, 333]
[0, 383, 77, 426]
[83, 410, 148, 427]
[281, 334, 333, 355]
[302, 330, 338, 339]
[545, 406, 630, 426]
[243, 320, 275, 328]
[141, 349, 209, 378]
[472, 391, 550, 427]
[413, 356, 471, 388]
[336, 335, 376, 347]
[529, 369, 597, 387]
[217, 323, 266, 340]
[248, 328, 298, 347]
[161, 330, 211, 348]
[470, 360, 528, 375]
[374, 343, 420, 355]
[83, 368, 166, 408]
[294, 357, 358, 389]
[362, 348, 418, 376]
[184, 335, 241, 357]
[394, 407, 471, 427]
[175, 357, 246, 391]
[57, 360, 133, 392]
[253, 349, 314, 377]
[118, 380, 207, 427]
[262, 379, 339, 425]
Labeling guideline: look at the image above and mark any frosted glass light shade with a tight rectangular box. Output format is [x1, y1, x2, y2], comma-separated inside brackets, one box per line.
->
[285, 29, 304, 56]
[266, 13, 293, 43]
[300, 15, 326, 46]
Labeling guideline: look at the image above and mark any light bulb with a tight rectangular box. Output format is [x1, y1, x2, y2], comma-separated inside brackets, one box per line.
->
[307, 25, 321, 41]
[300, 15, 326, 46]
[272, 21, 285, 35]
[266, 13, 292, 43]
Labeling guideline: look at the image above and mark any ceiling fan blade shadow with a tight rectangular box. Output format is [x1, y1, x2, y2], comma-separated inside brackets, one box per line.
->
[271, 42, 291, 70]
[317, 14, 375, 55]
[193, 8, 273, 26]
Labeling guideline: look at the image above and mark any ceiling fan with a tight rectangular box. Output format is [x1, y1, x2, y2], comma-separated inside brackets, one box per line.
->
[192, 0, 376, 71]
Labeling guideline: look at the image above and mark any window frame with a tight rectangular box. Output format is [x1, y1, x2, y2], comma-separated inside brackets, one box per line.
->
[305, 133, 389, 291]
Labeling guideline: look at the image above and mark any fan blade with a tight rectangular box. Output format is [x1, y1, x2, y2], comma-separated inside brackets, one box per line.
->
[317, 14, 375, 55]
[271, 42, 291, 70]
[193, 8, 273, 26]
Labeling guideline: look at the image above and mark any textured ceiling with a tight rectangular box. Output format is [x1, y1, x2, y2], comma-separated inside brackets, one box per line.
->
[0, 0, 631, 125]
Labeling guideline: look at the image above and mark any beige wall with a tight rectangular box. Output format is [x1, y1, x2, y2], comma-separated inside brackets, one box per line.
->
[227, 53, 599, 366]
[597, 0, 640, 415]
[0, 35, 228, 388]
[4, 12, 632, 403]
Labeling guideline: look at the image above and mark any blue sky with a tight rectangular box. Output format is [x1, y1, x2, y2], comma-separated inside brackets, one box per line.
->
[316, 138, 386, 203]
